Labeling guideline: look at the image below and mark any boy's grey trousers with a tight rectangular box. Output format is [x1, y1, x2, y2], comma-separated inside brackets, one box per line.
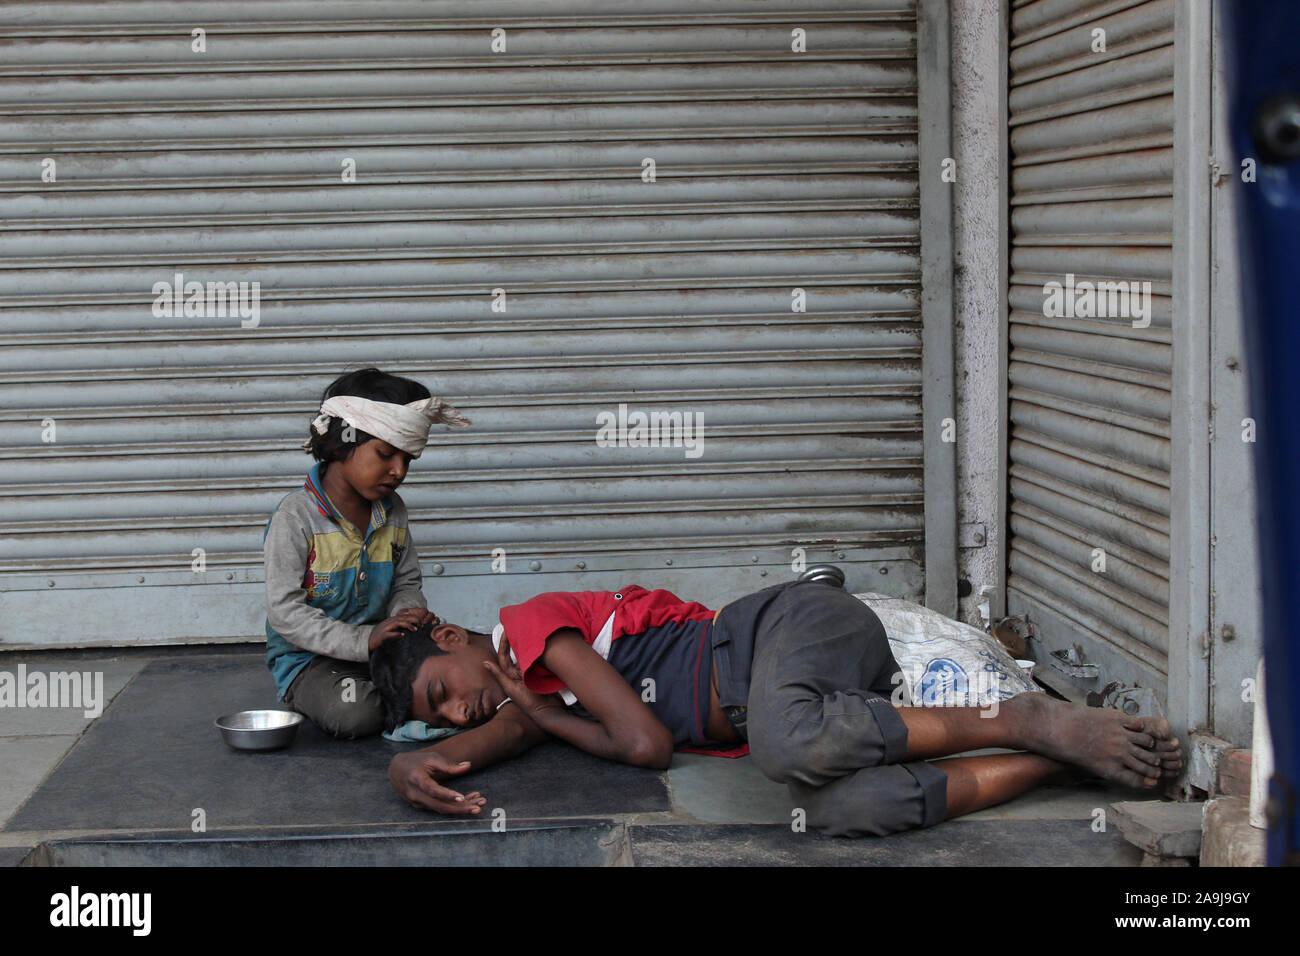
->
[732, 582, 950, 836]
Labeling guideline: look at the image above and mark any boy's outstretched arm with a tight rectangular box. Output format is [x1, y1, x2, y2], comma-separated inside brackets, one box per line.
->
[483, 629, 674, 769]
[389, 702, 548, 813]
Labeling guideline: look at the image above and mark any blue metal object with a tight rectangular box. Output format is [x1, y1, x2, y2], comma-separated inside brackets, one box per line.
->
[1221, 0, 1300, 866]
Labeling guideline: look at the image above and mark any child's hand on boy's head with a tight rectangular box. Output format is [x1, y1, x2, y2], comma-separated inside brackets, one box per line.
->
[368, 608, 441, 651]
[393, 607, 439, 629]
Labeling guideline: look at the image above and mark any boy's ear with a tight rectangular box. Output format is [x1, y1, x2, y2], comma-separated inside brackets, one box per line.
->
[430, 624, 468, 650]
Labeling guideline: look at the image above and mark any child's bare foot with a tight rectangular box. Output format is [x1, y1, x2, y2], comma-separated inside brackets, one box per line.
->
[1006, 694, 1183, 789]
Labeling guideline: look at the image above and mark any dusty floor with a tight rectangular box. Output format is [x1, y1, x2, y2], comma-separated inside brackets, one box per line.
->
[0, 645, 1145, 866]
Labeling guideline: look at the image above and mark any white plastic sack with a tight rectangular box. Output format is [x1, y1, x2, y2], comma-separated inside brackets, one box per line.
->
[854, 592, 1041, 707]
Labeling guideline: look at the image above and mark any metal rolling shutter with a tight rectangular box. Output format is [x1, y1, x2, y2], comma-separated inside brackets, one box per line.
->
[0, 0, 932, 647]
[1006, 0, 1174, 700]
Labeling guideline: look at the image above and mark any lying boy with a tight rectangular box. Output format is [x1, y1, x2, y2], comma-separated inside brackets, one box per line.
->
[370, 579, 1183, 836]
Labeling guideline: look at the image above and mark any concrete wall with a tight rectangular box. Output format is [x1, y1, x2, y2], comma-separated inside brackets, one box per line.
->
[949, 0, 1004, 628]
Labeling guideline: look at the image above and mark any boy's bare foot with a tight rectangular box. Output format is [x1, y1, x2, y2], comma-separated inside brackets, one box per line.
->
[1151, 733, 1183, 777]
[1006, 693, 1183, 789]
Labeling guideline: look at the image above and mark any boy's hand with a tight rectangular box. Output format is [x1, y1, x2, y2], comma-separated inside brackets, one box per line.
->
[482, 659, 564, 721]
[389, 751, 487, 815]
[496, 630, 523, 681]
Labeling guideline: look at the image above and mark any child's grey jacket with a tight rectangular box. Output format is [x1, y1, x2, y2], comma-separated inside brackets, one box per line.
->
[262, 461, 428, 697]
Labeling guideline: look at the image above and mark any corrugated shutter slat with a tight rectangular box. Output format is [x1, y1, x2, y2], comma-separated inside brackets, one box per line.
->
[0, 0, 925, 645]
[1006, 0, 1173, 694]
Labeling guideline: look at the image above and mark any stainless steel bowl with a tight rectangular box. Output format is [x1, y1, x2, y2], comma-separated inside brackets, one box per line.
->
[215, 709, 303, 751]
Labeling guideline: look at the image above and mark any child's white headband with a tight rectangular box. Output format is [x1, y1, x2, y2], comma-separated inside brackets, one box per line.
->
[302, 395, 471, 457]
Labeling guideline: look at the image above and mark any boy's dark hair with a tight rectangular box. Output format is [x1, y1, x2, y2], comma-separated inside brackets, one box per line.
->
[369, 624, 446, 732]
[305, 367, 432, 463]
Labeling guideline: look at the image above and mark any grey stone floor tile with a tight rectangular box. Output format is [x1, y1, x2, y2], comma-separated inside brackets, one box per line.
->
[0, 656, 142, 736]
[668, 753, 791, 824]
[630, 821, 1144, 866]
[0, 735, 79, 828]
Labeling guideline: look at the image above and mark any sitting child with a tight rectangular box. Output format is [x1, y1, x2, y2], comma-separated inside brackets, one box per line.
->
[262, 367, 468, 738]
[370, 579, 1183, 836]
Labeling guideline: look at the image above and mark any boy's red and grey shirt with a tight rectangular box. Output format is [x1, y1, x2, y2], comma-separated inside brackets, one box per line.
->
[499, 586, 714, 695]
[497, 587, 720, 747]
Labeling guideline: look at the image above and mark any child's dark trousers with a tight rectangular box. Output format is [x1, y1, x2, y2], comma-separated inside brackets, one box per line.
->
[284, 655, 386, 739]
